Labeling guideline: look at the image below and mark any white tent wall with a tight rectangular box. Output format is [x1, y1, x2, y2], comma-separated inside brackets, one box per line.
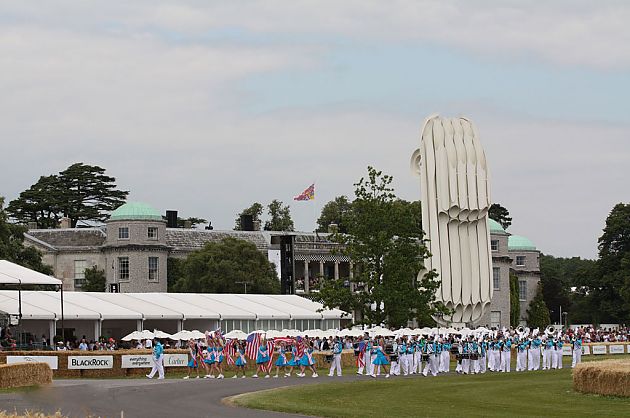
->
[180, 319, 219, 334]
[142, 319, 181, 334]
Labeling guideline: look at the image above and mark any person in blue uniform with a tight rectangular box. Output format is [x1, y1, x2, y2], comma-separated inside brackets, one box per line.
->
[233, 340, 247, 378]
[184, 339, 200, 379]
[203, 341, 216, 378]
[299, 342, 318, 378]
[253, 338, 270, 378]
[553, 338, 563, 369]
[214, 337, 225, 379]
[500, 336, 512, 372]
[328, 337, 343, 377]
[273, 340, 288, 378]
[571, 334, 583, 368]
[286, 341, 300, 377]
[370, 340, 390, 378]
[146, 338, 164, 379]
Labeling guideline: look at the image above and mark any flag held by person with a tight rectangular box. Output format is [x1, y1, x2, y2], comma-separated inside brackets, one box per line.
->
[245, 332, 261, 360]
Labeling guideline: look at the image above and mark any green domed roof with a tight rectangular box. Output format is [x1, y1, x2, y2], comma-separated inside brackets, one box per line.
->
[488, 218, 506, 234]
[508, 235, 536, 251]
[109, 202, 163, 221]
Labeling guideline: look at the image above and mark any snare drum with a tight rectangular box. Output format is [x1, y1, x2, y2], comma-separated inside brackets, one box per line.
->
[390, 354, 398, 362]
[470, 353, 479, 360]
[421, 354, 430, 362]
[325, 355, 333, 363]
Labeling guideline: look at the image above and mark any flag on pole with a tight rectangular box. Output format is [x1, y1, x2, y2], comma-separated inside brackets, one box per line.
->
[245, 332, 261, 360]
[293, 183, 315, 201]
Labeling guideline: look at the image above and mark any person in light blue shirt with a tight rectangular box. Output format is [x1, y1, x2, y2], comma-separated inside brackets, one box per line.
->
[553, 339, 563, 369]
[328, 337, 343, 377]
[146, 338, 164, 380]
[571, 335, 583, 368]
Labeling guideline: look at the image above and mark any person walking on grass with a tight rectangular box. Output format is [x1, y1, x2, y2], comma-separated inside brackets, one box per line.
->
[328, 336, 343, 377]
[202, 340, 215, 378]
[146, 338, 164, 380]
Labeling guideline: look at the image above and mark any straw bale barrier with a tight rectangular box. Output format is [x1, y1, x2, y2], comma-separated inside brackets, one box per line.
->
[0, 362, 52, 389]
[573, 360, 630, 397]
[0, 411, 66, 418]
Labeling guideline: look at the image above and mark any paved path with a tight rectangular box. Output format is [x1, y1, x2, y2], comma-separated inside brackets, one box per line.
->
[0, 373, 374, 418]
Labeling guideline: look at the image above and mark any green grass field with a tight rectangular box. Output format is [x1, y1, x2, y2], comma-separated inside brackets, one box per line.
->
[233, 356, 630, 418]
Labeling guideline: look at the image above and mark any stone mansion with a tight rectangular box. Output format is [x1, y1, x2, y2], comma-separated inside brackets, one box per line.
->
[23, 202, 540, 328]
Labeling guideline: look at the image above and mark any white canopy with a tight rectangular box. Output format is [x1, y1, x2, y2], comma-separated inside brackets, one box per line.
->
[0, 260, 61, 286]
[224, 330, 248, 340]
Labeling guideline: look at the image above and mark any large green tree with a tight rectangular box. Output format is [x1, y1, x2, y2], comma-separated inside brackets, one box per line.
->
[0, 197, 52, 274]
[264, 200, 294, 231]
[488, 203, 512, 230]
[82, 266, 106, 292]
[318, 166, 442, 328]
[526, 285, 551, 329]
[593, 202, 630, 323]
[171, 237, 280, 294]
[316, 196, 353, 233]
[8, 163, 128, 228]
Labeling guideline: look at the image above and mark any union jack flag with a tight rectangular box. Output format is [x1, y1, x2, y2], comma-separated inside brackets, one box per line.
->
[293, 183, 315, 201]
[245, 332, 262, 360]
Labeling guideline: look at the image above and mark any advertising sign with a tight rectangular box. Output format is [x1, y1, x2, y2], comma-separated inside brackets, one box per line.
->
[608, 345, 625, 354]
[562, 346, 572, 356]
[582, 345, 590, 355]
[68, 355, 114, 369]
[7, 355, 58, 370]
[591, 345, 606, 355]
[121, 354, 153, 368]
[164, 354, 187, 367]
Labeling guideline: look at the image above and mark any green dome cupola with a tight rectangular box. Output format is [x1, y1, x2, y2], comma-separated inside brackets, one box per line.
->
[508, 235, 536, 251]
[488, 218, 507, 234]
[109, 202, 163, 222]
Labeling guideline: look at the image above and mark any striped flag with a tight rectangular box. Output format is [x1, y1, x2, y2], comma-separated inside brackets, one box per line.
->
[357, 341, 366, 368]
[225, 340, 236, 366]
[293, 183, 315, 201]
[245, 332, 261, 360]
[296, 336, 305, 357]
[265, 340, 275, 370]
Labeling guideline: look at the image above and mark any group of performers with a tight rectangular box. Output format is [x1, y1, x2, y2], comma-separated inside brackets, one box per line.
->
[164, 328, 586, 380]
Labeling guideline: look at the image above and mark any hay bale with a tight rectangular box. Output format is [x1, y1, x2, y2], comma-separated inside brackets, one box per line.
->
[573, 360, 630, 397]
[0, 363, 53, 389]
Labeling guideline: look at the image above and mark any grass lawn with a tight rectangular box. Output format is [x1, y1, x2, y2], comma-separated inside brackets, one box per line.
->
[233, 356, 630, 418]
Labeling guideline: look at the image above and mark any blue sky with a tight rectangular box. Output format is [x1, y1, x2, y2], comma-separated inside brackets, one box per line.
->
[1, 1, 629, 258]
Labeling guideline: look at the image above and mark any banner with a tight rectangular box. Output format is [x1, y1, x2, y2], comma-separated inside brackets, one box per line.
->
[591, 345, 606, 355]
[121, 355, 153, 368]
[7, 355, 58, 370]
[163, 354, 187, 367]
[608, 345, 625, 354]
[562, 346, 572, 356]
[68, 355, 114, 369]
[582, 345, 590, 355]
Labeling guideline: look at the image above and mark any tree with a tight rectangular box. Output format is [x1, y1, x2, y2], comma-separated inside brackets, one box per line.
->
[82, 266, 106, 292]
[171, 237, 280, 294]
[318, 166, 443, 328]
[526, 286, 550, 329]
[177, 217, 207, 228]
[167, 257, 184, 292]
[316, 196, 353, 233]
[7, 163, 128, 228]
[234, 203, 264, 230]
[593, 203, 630, 323]
[509, 272, 521, 327]
[264, 200, 294, 231]
[0, 197, 52, 275]
[488, 203, 512, 230]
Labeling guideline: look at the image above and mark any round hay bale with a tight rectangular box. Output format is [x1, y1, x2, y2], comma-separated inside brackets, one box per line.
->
[573, 360, 630, 397]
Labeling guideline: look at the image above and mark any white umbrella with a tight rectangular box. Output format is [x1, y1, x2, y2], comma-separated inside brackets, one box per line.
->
[324, 329, 339, 338]
[189, 330, 206, 340]
[224, 330, 248, 340]
[170, 330, 193, 340]
[153, 330, 172, 339]
[139, 330, 155, 339]
[121, 331, 143, 341]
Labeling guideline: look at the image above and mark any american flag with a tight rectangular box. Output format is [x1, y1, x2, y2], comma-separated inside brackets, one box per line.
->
[293, 183, 315, 201]
[214, 327, 224, 341]
[225, 339, 236, 366]
[246, 332, 261, 360]
[265, 340, 275, 370]
[357, 341, 366, 368]
[295, 336, 305, 357]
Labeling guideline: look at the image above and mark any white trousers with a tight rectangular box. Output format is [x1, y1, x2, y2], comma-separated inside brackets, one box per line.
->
[553, 349, 563, 369]
[500, 351, 511, 372]
[413, 352, 422, 374]
[399, 354, 408, 375]
[572, 348, 582, 368]
[148, 355, 164, 379]
[329, 354, 342, 376]
[516, 351, 527, 371]
[479, 354, 487, 373]
[440, 351, 450, 372]
[423, 355, 438, 376]
[528, 348, 540, 370]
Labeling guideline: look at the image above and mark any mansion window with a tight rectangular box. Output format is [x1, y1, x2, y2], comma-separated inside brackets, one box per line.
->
[516, 256, 526, 266]
[490, 311, 501, 329]
[74, 260, 87, 288]
[148, 257, 159, 281]
[519, 280, 527, 301]
[491, 240, 499, 251]
[492, 267, 500, 290]
[118, 227, 129, 240]
[118, 257, 129, 281]
[148, 227, 158, 240]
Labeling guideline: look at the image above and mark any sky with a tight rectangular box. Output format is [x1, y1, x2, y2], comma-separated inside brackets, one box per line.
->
[1, 1, 629, 259]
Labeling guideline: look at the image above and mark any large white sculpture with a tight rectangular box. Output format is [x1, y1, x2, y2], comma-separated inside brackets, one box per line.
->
[411, 115, 492, 324]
